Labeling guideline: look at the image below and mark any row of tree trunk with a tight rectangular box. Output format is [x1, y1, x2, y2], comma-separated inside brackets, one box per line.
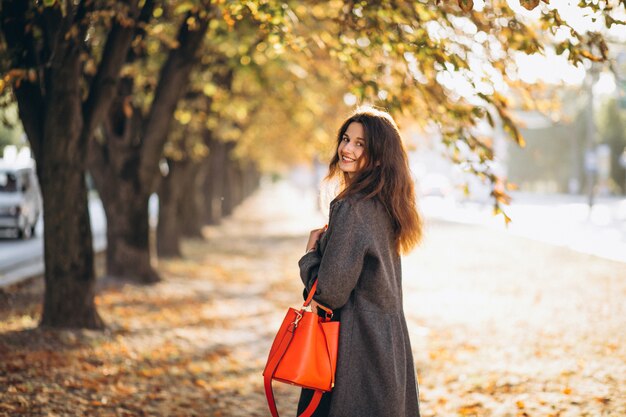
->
[90, 117, 261, 283]
[1, 1, 259, 328]
[157, 138, 261, 258]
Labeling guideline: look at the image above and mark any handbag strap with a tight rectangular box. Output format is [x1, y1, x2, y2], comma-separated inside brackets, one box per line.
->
[263, 314, 324, 417]
[299, 390, 323, 417]
[304, 279, 333, 319]
[303, 279, 318, 307]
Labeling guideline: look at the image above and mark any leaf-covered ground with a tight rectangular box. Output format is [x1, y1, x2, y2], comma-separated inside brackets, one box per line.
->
[1, 182, 625, 416]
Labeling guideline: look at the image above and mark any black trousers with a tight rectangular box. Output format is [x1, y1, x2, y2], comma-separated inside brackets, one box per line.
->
[297, 388, 332, 417]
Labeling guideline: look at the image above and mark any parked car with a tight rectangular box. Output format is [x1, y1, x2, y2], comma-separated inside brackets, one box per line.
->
[0, 161, 42, 239]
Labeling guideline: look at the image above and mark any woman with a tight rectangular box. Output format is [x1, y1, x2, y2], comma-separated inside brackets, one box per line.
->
[297, 107, 423, 417]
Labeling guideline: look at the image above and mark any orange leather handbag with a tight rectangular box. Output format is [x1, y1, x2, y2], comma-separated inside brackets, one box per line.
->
[263, 279, 340, 417]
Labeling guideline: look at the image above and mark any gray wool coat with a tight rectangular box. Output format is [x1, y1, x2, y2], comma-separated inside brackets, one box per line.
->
[297, 194, 421, 417]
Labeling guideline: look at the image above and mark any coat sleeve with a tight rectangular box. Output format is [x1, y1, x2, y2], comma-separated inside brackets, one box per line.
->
[298, 247, 321, 301]
[298, 198, 369, 311]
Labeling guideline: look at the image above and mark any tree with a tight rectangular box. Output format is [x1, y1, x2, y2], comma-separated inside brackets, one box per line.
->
[0, 0, 147, 328]
[89, 3, 211, 282]
[93, 1, 292, 271]
[283, 0, 625, 219]
[1, 0, 624, 328]
[154, 17, 351, 255]
[157, 111, 208, 257]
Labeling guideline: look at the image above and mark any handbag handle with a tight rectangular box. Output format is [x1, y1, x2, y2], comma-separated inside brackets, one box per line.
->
[304, 279, 333, 318]
[303, 279, 318, 307]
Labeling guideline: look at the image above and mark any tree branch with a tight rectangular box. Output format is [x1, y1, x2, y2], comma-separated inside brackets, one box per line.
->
[40, 2, 67, 70]
[0, 0, 45, 160]
[138, 8, 211, 192]
[81, 0, 147, 144]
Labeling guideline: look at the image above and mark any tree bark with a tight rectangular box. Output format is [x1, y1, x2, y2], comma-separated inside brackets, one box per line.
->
[203, 138, 227, 224]
[39, 161, 103, 328]
[201, 138, 259, 226]
[179, 161, 205, 238]
[107, 192, 157, 281]
[191, 161, 211, 228]
[90, 144, 159, 282]
[38, 52, 104, 329]
[222, 142, 241, 217]
[157, 158, 189, 257]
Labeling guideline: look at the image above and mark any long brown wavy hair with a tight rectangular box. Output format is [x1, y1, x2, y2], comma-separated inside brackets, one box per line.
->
[327, 107, 423, 254]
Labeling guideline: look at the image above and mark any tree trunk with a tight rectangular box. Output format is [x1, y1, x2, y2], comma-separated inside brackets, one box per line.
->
[241, 161, 259, 199]
[204, 139, 227, 224]
[179, 161, 205, 238]
[190, 160, 211, 232]
[88, 10, 210, 278]
[89, 99, 160, 283]
[39, 122, 103, 329]
[222, 142, 242, 217]
[94, 165, 158, 282]
[157, 159, 188, 257]
[106, 191, 158, 282]
[34, 39, 103, 328]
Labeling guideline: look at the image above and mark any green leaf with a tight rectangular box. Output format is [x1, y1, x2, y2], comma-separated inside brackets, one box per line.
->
[43, 0, 57, 6]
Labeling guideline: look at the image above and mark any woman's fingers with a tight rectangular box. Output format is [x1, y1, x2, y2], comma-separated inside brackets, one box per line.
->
[305, 227, 326, 252]
[309, 299, 332, 316]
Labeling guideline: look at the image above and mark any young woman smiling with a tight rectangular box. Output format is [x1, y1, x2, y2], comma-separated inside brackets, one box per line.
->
[297, 107, 424, 417]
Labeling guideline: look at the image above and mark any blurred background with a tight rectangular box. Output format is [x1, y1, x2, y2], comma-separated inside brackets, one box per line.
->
[1, 1, 625, 416]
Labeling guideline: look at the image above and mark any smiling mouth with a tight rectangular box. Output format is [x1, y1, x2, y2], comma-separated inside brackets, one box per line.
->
[341, 155, 355, 162]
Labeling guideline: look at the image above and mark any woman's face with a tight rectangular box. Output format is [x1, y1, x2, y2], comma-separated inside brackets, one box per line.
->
[337, 122, 366, 178]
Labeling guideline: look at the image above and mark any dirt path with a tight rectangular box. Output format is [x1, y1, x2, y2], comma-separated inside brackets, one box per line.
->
[1, 182, 625, 416]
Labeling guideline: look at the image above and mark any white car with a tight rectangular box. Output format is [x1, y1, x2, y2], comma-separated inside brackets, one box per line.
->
[0, 161, 42, 239]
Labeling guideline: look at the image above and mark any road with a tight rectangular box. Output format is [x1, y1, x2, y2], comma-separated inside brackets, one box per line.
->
[0, 198, 107, 287]
[421, 191, 626, 264]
